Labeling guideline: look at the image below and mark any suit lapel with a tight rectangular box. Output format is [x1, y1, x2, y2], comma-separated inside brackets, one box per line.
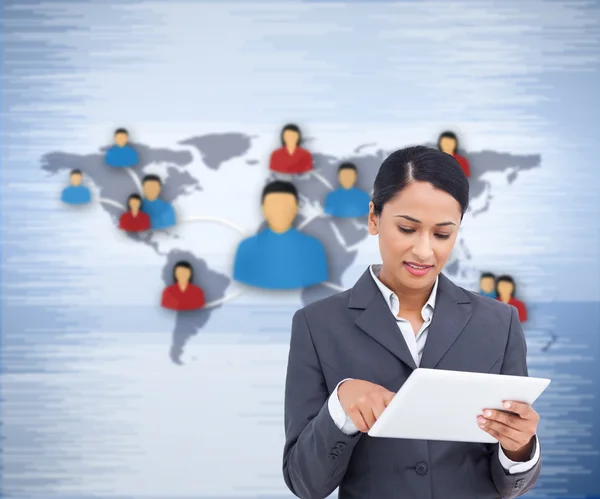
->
[350, 268, 418, 371]
[420, 273, 473, 369]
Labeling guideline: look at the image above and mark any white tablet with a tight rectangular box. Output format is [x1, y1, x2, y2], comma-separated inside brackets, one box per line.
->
[368, 368, 551, 443]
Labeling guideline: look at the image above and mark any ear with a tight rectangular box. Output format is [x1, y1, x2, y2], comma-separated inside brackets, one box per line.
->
[368, 202, 378, 235]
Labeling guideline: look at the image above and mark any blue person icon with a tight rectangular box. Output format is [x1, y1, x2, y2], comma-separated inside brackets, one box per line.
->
[140, 175, 176, 230]
[323, 162, 371, 218]
[233, 180, 328, 290]
[104, 128, 139, 168]
[60, 169, 91, 205]
[479, 272, 497, 299]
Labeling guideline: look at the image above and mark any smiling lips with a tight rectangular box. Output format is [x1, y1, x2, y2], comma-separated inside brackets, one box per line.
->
[404, 261, 434, 277]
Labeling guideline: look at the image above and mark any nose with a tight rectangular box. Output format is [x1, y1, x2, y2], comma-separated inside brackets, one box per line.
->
[412, 234, 434, 262]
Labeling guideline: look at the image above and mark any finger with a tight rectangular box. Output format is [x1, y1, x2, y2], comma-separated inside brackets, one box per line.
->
[381, 391, 396, 406]
[502, 401, 534, 419]
[371, 397, 387, 421]
[347, 407, 369, 433]
[481, 409, 523, 428]
[478, 416, 523, 442]
[359, 404, 377, 429]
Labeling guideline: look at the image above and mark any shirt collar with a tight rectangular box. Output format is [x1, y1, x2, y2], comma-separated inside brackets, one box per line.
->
[369, 264, 438, 320]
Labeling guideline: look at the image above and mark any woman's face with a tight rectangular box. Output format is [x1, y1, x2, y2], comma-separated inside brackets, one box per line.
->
[368, 181, 462, 292]
[282, 130, 299, 148]
[175, 266, 191, 284]
[129, 198, 141, 212]
[497, 281, 514, 300]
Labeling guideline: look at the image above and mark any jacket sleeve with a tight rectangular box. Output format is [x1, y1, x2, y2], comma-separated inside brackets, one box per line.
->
[282, 309, 362, 499]
[489, 306, 542, 498]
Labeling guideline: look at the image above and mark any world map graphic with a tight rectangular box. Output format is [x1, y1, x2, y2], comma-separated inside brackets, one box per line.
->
[41, 133, 541, 364]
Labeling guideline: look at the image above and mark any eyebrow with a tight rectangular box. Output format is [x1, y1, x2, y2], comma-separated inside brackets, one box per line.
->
[395, 215, 456, 227]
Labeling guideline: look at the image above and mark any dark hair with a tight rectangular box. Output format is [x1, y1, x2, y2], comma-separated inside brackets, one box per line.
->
[127, 193, 142, 210]
[480, 272, 495, 280]
[115, 128, 128, 135]
[338, 162, 357, 173]
[261, 180, 298, 203]
[280, 123, 302, 147]
[70, 169, 82, 176]
[372, 146, 469, 217]
[437, 131, 458, 154]
[496, 275, 516, 297]
[142, 174, 161, 184]
[173, 260, 193, 284]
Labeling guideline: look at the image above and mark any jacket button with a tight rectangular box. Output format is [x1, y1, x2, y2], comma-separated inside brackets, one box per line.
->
[335, 442, 346, 450]
[329, 453, 338, 461]
[415, 462, 428, 475]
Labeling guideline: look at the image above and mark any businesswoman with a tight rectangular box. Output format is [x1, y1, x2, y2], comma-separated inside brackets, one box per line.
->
[282, 146, 542, 499]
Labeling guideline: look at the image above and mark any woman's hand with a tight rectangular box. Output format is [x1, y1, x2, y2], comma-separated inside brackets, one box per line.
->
[337, 379, 395, 433]
[478, 401, 540, 461]
[338, 379, 396, 433]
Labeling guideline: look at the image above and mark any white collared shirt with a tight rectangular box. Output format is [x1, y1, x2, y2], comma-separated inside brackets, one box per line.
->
[327, 264, 540, 474]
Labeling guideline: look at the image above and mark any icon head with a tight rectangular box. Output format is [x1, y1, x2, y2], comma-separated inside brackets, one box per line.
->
[479, 272, 496, 293]
[127, 193, 142, 213]
[261, 180, 299, 233]
[338, 162, 358, 189]
[173, 260, 193, 285]
[142, 174, 162, 201]
[496, 275, 516, 301]
[114, 128, 129, 147]
[368, 146, 469, 293]
[280, 123, 302, 148]
[437, 131, 459, 155]
[70, 169, 83, 186]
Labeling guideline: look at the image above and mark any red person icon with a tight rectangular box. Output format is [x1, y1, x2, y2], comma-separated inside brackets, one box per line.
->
[269, 123, 313, 175]
[437, 131, 471, 178]
[161, 261, 206, 311]
[119, 193, 151, 232]
[496, 274, 528, 323]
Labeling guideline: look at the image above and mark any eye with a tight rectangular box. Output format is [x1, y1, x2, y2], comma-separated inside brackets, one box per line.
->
[435, 234, 451, 240]
[398, 227, 415, 234]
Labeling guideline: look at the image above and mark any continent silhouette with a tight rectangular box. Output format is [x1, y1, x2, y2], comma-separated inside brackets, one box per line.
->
[41, 134, 542, 364]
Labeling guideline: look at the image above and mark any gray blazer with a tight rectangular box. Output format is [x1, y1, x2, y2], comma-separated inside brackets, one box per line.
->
[283, 269, 541, 499]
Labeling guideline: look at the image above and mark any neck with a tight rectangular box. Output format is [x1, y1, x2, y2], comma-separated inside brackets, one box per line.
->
[286, 145, 296, 153]
[379, 265, 432, 312]
[268, 224, 291, 234]
[178, 282, 188, 291]
[499, 295, 511, 303]
[131, 209, 139, 216]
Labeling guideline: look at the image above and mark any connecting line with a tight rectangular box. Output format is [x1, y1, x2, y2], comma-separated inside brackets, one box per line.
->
[126, 169, 143, 194]
[203, 288, 244, 309]
[322, 281, 345, 292]
[99, 197, 126, 211]
[179, 216, 248, 236]
[97, 204, 344, 299]
[310, 170, 333, 190]
[297, 212, 327, 231]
